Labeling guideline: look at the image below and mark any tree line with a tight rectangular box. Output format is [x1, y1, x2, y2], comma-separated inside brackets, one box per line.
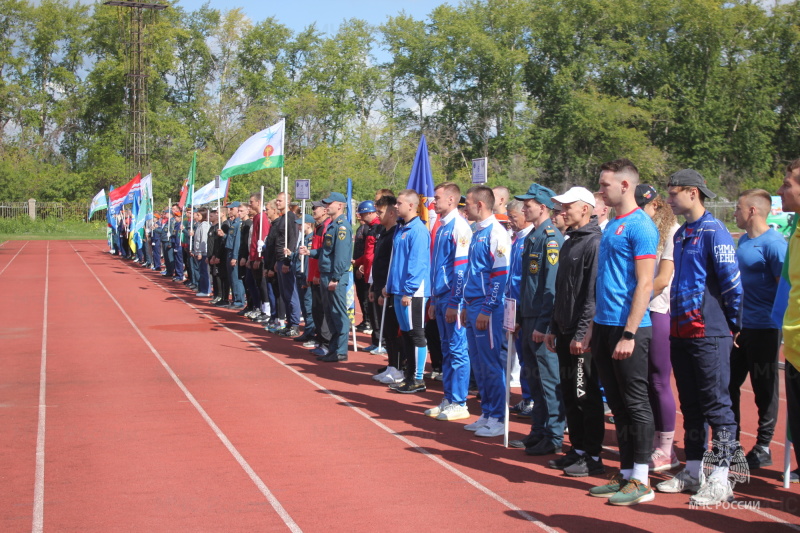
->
[1, 0, 799, 205]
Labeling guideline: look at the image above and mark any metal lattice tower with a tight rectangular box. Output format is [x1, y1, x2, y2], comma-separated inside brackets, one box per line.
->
[105, 1, 167, 176]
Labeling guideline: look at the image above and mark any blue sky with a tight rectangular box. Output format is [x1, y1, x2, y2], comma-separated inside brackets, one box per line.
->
[174, 0, 448, 34]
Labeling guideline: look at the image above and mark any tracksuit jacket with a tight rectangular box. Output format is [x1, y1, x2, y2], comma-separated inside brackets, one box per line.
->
[548, 217, 602, 341]
[432, 210, 472, 306]
[670, 210, 743, 338]
[462, 215, 511, 315]
[386, 216, 431, 297]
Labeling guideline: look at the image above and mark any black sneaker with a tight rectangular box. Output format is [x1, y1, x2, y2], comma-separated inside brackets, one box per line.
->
[214, 300, 230, 307]
[510, 434, 544, 449]
[279, 327, 301, 338]
[549, 449, 582, 470]
[210, 296, 222, 304]
[746, 446, 772, 469]
[394, 379, 426, 394]
[388, 379, 409, 391]
[563, 455, 605, 477]
[525, 439, 562, 456]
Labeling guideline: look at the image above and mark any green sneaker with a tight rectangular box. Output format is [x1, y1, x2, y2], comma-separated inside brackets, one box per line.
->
[608, 478, 655, 506]
[589, 474, 626, 498]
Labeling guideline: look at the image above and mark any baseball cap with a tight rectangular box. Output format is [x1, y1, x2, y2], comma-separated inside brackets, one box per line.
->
[311, 200, 326, 209]
[458, 195, 466, 208]
[667, 169, 717, 199]
[635, 184, 658, 208]
[295, 214, 315, 224]
[226, 201, 241, 208]
[515, 183, 556, 209]
[322, 192, 347, 204]
[551, 186, 596, 208]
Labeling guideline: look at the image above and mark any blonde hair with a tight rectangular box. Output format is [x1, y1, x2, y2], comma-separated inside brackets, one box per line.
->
[651, 196, 676, 256]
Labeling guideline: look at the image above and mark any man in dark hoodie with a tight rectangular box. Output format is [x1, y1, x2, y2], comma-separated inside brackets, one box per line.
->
[544, 186, 605, 477]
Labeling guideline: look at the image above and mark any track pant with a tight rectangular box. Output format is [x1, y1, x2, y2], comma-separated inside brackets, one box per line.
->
[373, 294, 401, 369]
[729, 328, 780, 447]
[671, 336, 737, 463]
[521, 317, 565, 445]
[593, 323, 654, 468]
[556, 333, 605, 457]
[394, 296, 427, 381]
[276, 262, 301, 328]
[434, 296, 469, 405]
[465, 300, 506, 421]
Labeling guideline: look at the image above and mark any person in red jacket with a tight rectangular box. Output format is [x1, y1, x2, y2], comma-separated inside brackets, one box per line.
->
[354, 200, 382, 349]
[305, 200, 333, 354]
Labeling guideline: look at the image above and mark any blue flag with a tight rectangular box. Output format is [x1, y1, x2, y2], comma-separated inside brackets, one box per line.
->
[406, 134, 436, 228]
[346, 178, 356, 325]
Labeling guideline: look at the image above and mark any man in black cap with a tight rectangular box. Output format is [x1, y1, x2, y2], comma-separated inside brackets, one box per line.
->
[300, 192, 353, 362]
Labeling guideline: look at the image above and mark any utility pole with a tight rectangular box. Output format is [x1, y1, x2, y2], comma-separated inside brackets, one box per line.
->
[104, 1, 167, 177]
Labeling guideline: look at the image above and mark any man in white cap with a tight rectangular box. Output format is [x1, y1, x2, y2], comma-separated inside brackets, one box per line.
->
[545, 187, 606, 477]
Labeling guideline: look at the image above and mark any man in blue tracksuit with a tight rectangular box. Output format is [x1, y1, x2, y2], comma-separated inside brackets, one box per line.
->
[224, 201, 245, 308]
[300, 192, 353, 362]
[385, 189, 431, 393]
[424, 182, 473, 419]
[658, 169, 744, 506]
[461, 185, 512, 438]
[169, 204, 184, 282]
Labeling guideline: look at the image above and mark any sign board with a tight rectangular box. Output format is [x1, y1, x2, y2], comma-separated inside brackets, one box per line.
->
[503, 298, 516, 332]
[471, 157, 488, 184]
[295, 179, 311, 201]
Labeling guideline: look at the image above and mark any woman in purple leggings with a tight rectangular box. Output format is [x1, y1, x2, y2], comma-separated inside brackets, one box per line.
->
[637, 185, 681, 472]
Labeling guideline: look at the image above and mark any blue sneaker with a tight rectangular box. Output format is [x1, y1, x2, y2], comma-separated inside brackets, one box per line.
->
[311, 346, 328, 357]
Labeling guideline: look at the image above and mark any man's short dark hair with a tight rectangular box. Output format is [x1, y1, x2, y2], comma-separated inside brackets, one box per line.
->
[467, 185, 495, 211]
[435, 182, 461, 197]
[787, 159, 800, 177]
[600, 158, 640, 183]
[375, 195, 397, 208]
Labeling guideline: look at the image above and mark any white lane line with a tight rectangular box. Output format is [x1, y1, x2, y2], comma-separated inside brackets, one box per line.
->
[0, 241, 29, 277]
[70, 244, 302, 533]
[32, 242, 49, 533]
[117, 255, 557, 533]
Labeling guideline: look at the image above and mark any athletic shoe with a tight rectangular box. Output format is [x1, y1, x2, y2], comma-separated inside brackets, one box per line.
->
[363, 326, 373, 335]
[379, 367, 405, 384]
[278, 327, 301, 338]
[196, 292, 210, 297]
[424, 399, 451, 418]
[589, 474, 627, 498]
[656, 469, 703, 494]
[516, 400, 535, 419]
[302, 340, 317, 348]
[475, 417, 504, 437]
[363, 344, 377, 352]
[255, 314, 271, 323]
[294, 332, 314, 343]
[548, 449, 582, 470]
[689, 476, 733, 506]
[510, 434, 543, 449]
[374, 366, 388, 375]
[525, 439, 562, 456]
[464, 414, 490, 432]
[311, 347, 328, 357]
[394, 379, 426, 394]
[509, 399, 530, 414]
[388, 379, 408, 391]
[210, 296, 222, 304]
[372, 367, 391, 382]
[649, 449, 680, 472]
[608, 479, 654, 506]
[782, 469, 800, 483]
[237, 307, 250, 316]
[370, 346, 387, 355]
[430, 371, 443, 382]
[436, 403, 470, 421]
[214, 300, 229, 307]
[564, 456, 605, 477]
[745, 446, 773, 469]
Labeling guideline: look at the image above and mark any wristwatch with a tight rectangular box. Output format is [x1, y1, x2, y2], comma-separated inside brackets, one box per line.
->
[622, 330, 635, 340]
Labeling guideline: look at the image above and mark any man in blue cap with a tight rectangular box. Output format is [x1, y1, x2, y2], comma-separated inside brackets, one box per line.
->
[508, 183, 566, 455]
[300, 192, 353, 362]
[224, 201, 246, 308]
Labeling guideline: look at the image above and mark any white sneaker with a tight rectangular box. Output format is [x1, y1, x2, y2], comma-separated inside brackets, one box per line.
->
[656, 469, 703, 494]
[464, 414, 490, 432]
[370, 346, 387, 355]
[372, 367, 392, 382]
[436, 402, 470, 421]
[424, 399, 450, 418]
[689, 476, 733, 506]
[379, 367, 405, 384]
[475, 417, 504, 437]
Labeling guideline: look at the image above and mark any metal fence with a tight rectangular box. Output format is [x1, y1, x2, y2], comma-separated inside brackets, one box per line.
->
[0, 200, 103, 221]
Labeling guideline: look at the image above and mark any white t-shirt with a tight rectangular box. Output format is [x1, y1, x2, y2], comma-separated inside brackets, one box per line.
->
[649, 223, 680, 314]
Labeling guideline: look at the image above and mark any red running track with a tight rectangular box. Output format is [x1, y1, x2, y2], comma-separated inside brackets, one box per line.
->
[1, 239, 799, 532]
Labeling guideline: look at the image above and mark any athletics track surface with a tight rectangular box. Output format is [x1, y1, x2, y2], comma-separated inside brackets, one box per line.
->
[1, 239, 799, 532]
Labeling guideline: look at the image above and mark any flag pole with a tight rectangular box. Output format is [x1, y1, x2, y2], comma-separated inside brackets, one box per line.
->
[504, 331, 515, 448]
[300, 198, 306, 273]
[167, 197, 172, 240]
[283, 173, 289, 250]
[259, 185, 265, 243]
[784, 409, 792, 489]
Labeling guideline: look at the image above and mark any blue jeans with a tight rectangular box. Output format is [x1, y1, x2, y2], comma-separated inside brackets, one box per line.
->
[197, 256, 210, 293]
[521, 317, 565, 444]
[227, 259, 245, 306]
[276, 263, 301, 328]
[464, 300, 506, 420]
[298, 280, 314, 334]
[434, 296, 470, 405]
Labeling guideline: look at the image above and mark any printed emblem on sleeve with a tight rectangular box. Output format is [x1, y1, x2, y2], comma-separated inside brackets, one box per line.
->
[546, 239, 559, 248]
[338, 227, 347, 240]
[496, 245, 507, 258]
[547, 249, 559, 265]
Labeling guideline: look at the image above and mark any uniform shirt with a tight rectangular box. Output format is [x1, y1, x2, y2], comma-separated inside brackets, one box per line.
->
[462, 215, 511, 315]
[737, 228, 786, 329]
[783, 228, 800, 370]
[519, 220, 562, 333]
[310, 214, 352, 279]
[225, 217, 241, 252]
[595, 208, 658, 328]
[387, 216, 431, 297]
[431, 209, 472, 305]
[505, 224, 534, 302]
[670, 210, 743, 338]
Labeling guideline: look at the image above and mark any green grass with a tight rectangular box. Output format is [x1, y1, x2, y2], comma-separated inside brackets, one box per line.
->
[0, 217, 106, 240]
